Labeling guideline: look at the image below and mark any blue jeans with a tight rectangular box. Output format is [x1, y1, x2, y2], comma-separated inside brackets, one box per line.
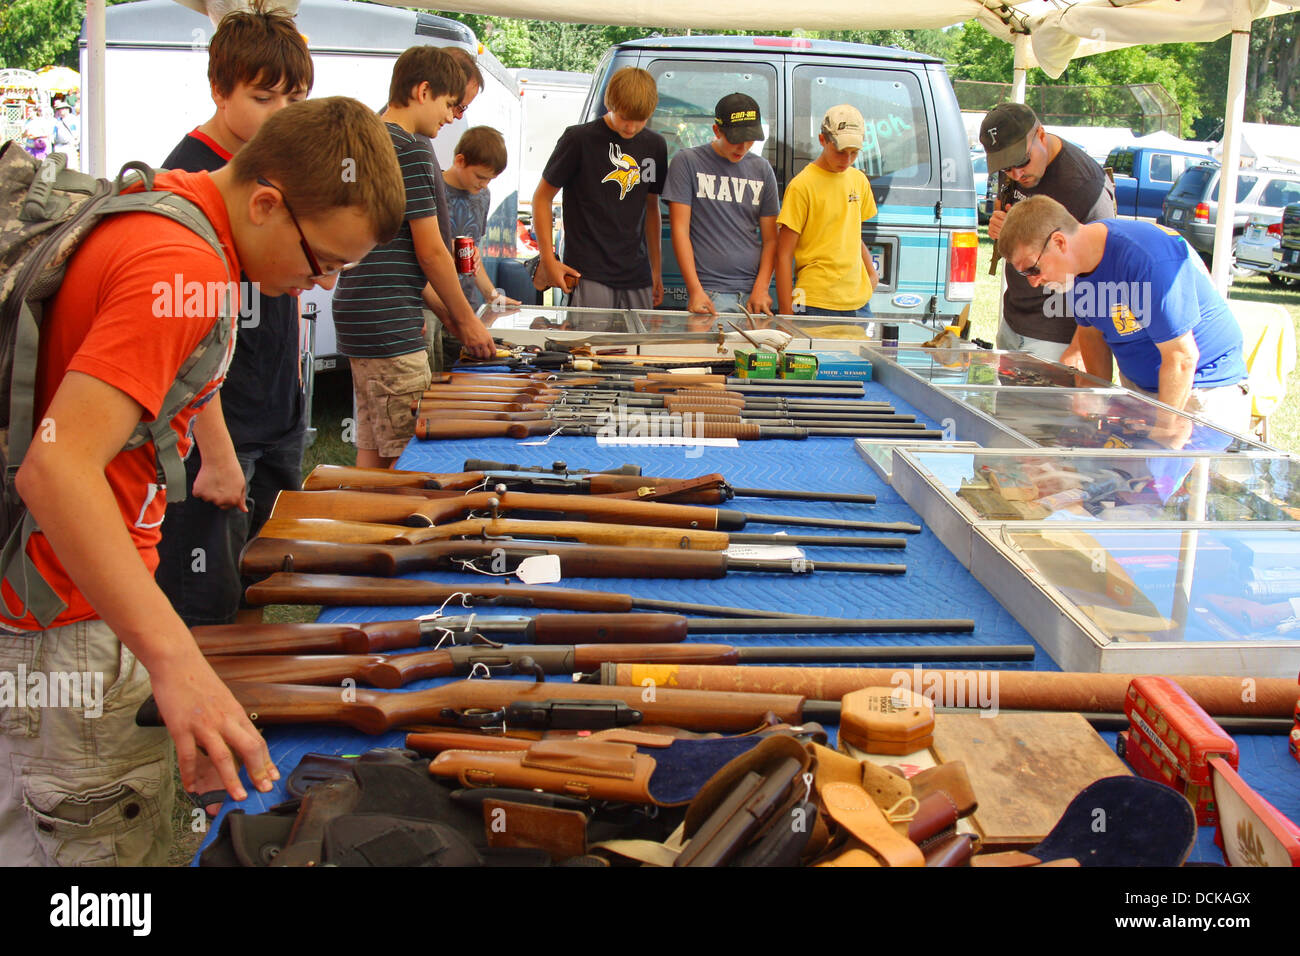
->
[798, 304, 873, 318]
[155, 427, 306, 626]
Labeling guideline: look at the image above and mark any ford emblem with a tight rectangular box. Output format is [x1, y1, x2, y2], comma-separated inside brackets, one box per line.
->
[891, 294, 924, 308]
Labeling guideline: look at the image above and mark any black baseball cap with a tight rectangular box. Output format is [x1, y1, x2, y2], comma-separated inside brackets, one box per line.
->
[714, 93, 765, 144]
[980, 103, 1040, 171]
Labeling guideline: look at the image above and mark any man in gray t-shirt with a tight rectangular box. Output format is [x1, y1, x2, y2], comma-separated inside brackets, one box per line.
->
[663, 93, 780, 320]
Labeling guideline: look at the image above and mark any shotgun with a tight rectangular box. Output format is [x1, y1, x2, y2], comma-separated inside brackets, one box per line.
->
[204, 641, 1032, 688]
[415, 404, 927, 429]
[136, 677, 829, 734]
[254, 515, 910, 550]
[268, 489, 921, 535]
[239, 537, 908, 580]
[193, 612, 981, 657]
[419, 387, 891, 413]
[413, 417, 942, 442]
[302, 463, 880, 506]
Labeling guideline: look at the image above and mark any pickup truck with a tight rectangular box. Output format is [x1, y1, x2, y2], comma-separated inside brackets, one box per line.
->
[1104, 146, 1210, 221]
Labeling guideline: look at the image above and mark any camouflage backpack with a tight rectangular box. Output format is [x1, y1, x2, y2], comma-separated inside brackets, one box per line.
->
[0, 143, 235, 626]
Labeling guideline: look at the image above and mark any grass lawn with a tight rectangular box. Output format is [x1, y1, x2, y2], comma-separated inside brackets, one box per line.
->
[970, 227, 1300, 454]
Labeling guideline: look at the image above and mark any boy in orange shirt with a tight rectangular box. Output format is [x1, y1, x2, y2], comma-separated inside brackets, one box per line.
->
[0, 98, 405, 865]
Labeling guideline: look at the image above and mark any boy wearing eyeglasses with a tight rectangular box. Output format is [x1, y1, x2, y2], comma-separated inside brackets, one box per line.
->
[2, 96, 406, 864]
[155, 4, 314, 634]
[981, 102, 1115, 365]
[332, 46, 496, 469]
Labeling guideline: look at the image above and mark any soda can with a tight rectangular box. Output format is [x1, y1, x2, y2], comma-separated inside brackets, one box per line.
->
[454, 235, 475, 275]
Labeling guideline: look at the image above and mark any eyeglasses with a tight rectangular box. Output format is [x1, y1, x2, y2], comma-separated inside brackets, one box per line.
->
[256, 177, 357, 279]
[452, 102, 467, 119]
[1015, 231, 1059, 278]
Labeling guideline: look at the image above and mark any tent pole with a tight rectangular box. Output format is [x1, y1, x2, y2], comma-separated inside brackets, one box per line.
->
[86, 0, 106, 178]
[1011, 33, 1029, 104]
[1211, 0, 1253, 296]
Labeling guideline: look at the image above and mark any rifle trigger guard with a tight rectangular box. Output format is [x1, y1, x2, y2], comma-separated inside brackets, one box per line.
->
[441, 706, 507, 729]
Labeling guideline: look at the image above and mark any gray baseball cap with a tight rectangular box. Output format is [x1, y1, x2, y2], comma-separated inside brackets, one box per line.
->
[980, 103, 1040, 171]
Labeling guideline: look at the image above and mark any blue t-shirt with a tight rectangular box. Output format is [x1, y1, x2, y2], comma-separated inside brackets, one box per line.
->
[1068, 220, 1246, 392]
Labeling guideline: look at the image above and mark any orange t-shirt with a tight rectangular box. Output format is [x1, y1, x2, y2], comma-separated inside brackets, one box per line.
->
[3, 169, 240, 629]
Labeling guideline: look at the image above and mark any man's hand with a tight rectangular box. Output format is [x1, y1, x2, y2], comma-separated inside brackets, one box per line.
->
[747, 288, 775, 317]
[1148, 417, 1194, 450]
[191, 449, 247, 511]
[988, 206, 1008, 241]
[148, 645, 278, 802]
[687, 288, 717, 315]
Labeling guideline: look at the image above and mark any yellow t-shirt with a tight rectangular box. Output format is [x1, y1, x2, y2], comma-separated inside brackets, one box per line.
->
[777, 163, 876, 311]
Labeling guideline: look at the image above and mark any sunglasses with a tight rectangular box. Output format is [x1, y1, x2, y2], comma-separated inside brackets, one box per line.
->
[1001, 127, 1041, 173]
[257, 177, 357, 279]
[1015, 231, 1059, 278]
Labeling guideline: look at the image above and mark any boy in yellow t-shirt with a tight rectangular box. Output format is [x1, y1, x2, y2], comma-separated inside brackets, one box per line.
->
[776, 104, 879, 317]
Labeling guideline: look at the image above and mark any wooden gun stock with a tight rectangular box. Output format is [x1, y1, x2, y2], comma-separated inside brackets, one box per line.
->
[255, 516, 737, 549]
[160, 678, 808, 734]
[239, 537, 735, 580]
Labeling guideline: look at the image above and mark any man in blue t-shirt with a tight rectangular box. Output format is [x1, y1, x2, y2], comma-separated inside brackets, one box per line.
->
[662, 93, 780, 323]
[998, 195, 1250, 445]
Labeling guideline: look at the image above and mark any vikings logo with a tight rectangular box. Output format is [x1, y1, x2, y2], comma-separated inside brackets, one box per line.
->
[601, 143, 642, 200]
[1111, 304, 1140, 336]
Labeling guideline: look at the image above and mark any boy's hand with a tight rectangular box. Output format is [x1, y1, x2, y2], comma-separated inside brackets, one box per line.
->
[149, 644, 278, 804]
[652, 275, 664, 307]
[192, 449, 247, 511]
[687, 289, 717, 315]
[747, 289, 774, 317]
[538, 257, 581, 293]
[457, 321, 497, 359]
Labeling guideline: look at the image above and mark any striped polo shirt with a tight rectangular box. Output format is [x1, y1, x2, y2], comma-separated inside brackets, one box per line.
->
[331, 122, 437, 358]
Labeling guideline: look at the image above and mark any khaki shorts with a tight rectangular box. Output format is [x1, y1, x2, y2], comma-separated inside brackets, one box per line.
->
[0, 619, 175, 866]
[351, 351, 433, 458]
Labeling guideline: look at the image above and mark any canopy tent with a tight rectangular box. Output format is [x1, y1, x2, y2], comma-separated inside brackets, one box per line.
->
[35, 66, 81, 94]
[79, 0, 1299, 290]
[1217, 121, 1300, 168]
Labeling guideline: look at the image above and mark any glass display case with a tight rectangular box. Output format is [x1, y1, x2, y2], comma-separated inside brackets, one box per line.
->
[940, 387, 1266, 453]
[902, 450, 1300, 524]
[479, 304, 643, 333]
[867, 346, 1113, 389]
[970, 522, 1300, 676]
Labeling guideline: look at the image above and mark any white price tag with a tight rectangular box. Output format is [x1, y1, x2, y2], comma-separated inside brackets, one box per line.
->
[515, 554, 562, 584]
[596, 435, 739, 448]
[724, 543, 807, 561]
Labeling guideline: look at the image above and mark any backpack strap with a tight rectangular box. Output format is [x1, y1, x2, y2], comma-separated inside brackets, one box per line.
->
[0, 174, 236, 627]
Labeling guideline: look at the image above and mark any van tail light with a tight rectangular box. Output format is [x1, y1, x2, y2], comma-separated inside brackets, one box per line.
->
[948, 231, 978, 300]
[1268, 222, 1283, 238]
[1194, 202, 1210, 223]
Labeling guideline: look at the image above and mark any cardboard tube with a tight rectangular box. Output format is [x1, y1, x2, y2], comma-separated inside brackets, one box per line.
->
[604, 665, 1299, 718]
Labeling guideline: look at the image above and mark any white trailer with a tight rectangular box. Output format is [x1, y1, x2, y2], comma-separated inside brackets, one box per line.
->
[512, 68, 591, 213]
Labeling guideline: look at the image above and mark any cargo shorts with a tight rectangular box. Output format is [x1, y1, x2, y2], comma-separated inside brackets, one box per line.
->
[350, 350, 433, 458]
[0, 619, 175, 866]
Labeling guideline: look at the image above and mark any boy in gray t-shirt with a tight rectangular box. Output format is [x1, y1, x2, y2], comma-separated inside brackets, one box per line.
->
[663, 93, 780, 320]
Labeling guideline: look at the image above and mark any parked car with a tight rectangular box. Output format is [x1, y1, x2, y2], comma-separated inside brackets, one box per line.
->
[585, 34, 979, 323]
[1104, 145, 1209, 220]
[1270, 202, 1300, 286]
[1161, 160, 1300, 262]
[1233, 213, 1288, 284]
[971, 147, 990, 224]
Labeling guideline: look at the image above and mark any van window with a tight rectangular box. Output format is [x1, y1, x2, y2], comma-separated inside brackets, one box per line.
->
[1170, 165, 1215, 200]
[1259, 177, 1300, 209]
[1149, 153, 1173, 182]
[1107, 150, 1133, 176]
[643, 60, 778, 168]
[792, 65, 931, 185]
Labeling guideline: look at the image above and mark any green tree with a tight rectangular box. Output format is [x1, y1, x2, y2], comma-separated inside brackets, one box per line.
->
[0, 0, 84, 70]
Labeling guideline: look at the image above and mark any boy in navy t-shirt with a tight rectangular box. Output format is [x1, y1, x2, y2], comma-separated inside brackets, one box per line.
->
[998, 195, 1249, 445]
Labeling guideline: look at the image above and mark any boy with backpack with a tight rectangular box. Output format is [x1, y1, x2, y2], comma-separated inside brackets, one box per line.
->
[332, 46, 496, 469]
[0, 96, 405, 865]
[776, 104, 879, 317]
[154, 3, 313, 630]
